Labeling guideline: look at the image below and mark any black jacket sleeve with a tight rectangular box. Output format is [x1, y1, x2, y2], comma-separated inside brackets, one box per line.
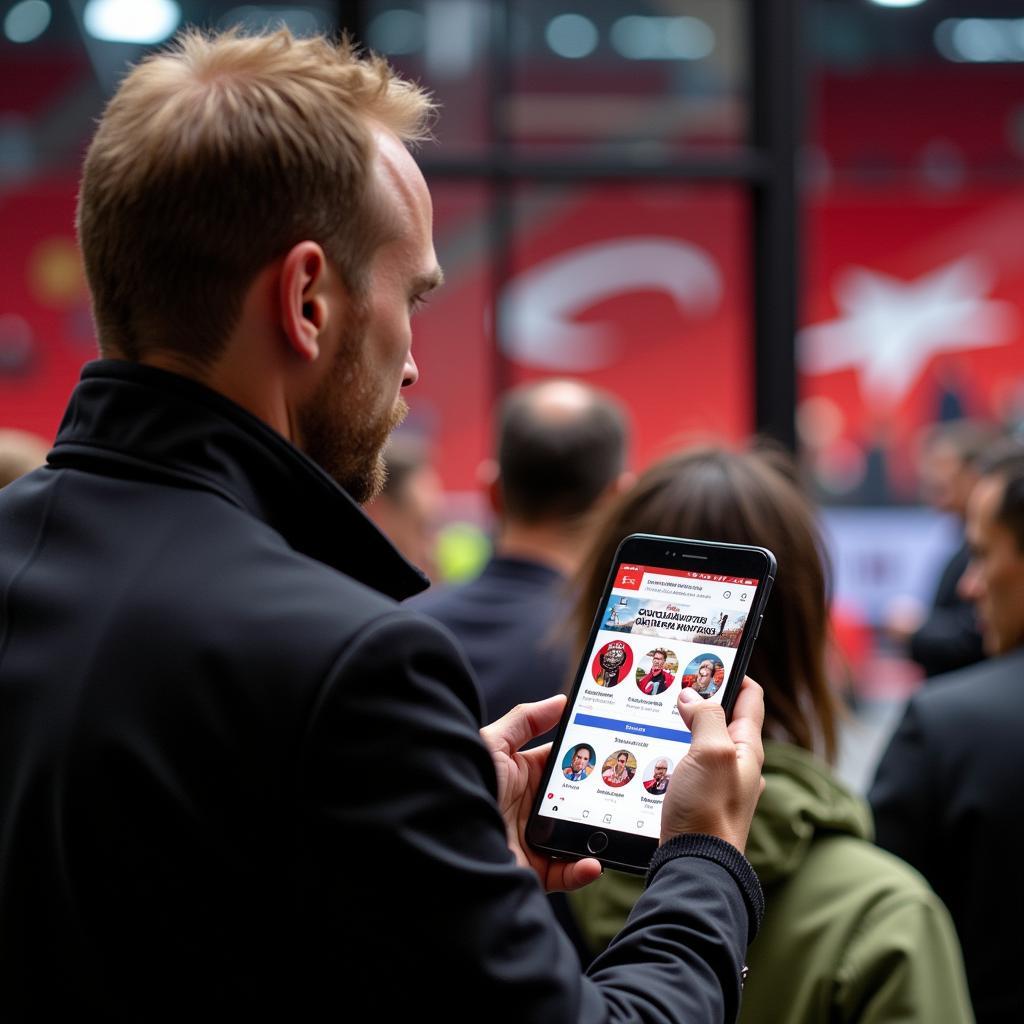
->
[908, 545, 984, 678]
[909, 606, 984, 678]
[294, 610, 757, 1022]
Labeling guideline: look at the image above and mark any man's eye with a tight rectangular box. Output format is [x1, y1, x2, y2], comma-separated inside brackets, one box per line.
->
[410, 293, 431, 313]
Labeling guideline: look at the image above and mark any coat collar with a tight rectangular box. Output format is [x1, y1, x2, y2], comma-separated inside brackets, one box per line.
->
[48, 359, 429, 601]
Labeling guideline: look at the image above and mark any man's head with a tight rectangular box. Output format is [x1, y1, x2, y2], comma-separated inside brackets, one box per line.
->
[570, 746, 590, 772]
[77, 30, 441, 500]
[365, 434, 443, 575]
[493, 380, 628, 531]
[919, 420, 1002, 521]
[959, 446, 1024, 655]
[650, 650, 667, 673]
[653, 759, 668, 780]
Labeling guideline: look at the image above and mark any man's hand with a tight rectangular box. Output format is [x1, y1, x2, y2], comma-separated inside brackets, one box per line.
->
[480, 695, 603, 893]
[660, 676, 766, 852]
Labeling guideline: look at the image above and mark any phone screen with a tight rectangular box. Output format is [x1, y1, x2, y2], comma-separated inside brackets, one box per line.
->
[536, 554, 765, 843]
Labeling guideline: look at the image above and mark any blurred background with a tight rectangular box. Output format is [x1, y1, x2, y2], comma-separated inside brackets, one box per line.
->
[3, 0, 1024, 783]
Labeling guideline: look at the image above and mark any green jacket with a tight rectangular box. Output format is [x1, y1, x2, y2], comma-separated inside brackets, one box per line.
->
[571, 741, 974, 1023]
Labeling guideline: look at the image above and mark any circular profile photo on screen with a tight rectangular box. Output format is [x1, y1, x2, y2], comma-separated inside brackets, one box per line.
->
[641, 756, 674, 798]
[561, 743, 596, 782]
[681, 653, 725, 699]
[591, 640, 632, 688]
[600, 748, 637, 788]
[634, 647, 678, 696]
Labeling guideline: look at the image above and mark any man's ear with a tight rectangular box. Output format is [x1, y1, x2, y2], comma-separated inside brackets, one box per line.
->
[611, 469, 635, 496]
[279, 241, 333, 363]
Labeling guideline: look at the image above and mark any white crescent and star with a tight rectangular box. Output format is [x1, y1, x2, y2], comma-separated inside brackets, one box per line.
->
[799, 255, 1017, 407]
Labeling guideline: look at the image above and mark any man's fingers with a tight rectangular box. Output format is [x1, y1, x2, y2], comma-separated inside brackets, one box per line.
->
[727, 677, 766, 772]
[481, 694, 566, 753]
[547, 856, 602, 893]
[677, 691, 727, 738]
[677, 677, 764, 751]
[729, 676, 766, 733]
[518, 742, 553, 775]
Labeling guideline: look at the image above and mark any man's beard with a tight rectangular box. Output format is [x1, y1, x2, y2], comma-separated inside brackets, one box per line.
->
[297, 316, 408, 504]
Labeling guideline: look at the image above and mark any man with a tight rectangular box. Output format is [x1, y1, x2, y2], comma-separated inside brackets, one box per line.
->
[638, 649, 674, 695]
[645, 759, 671, 796]
[0, 29, 766, 1021]
[0, 429, 48, 489]
[870, 445, 1024, 1022]
[563, 745, 593, 781]
[412, 379, 629, 723]
[365, 433, 443, 579]
[602, 751, 633, 788]
[886, 420, 999, 677]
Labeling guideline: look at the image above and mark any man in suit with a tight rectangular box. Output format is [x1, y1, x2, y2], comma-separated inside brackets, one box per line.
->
[413, 379, 630, 724]
[886, 420, 1000, 677]
[871, 445, 1024, 1023]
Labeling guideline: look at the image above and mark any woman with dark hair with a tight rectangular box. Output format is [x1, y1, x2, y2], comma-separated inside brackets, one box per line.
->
[569, 446, 973, 1023]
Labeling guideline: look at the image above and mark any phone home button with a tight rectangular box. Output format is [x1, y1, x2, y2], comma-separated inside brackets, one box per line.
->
[587, 832, 609, 854]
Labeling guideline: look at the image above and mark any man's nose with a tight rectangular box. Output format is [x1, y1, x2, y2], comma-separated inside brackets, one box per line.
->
[402, 353, 419, 388]
[958, 563, 979, 602]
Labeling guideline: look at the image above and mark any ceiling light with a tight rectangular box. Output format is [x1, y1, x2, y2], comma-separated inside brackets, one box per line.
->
[83, 0, 181, 45]
[935, 18, 1024, 63]
[868, 1, 928, 8]
[545, 14, 598, 60]
[611, 16, 714, 61]
[4, 1, 51, 44]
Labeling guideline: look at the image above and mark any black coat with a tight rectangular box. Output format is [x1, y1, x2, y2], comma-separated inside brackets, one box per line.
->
[870, 648, 1024, 1023]
[0, 361, 761, 1021]
[411, 555, 574, 726]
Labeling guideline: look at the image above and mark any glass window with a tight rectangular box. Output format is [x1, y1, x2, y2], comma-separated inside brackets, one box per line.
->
[507, 0, 749, 158]
[502, 183, 752, 468]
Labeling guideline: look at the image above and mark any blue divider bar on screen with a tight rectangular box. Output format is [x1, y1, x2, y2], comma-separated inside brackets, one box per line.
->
[572, 713, 692, 744]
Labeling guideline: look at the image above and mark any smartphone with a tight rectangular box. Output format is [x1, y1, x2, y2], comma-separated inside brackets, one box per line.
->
[526, 533, 776, 874]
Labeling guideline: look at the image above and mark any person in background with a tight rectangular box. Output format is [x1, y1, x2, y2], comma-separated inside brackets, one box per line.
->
[569, 445, 973, 1023]
[886, 420, 1001, 678]
[871, 443, 1024, 1023]
[412, 379, 629, 724]
[411, 379, 631, 961]
[0, 429, 49, 489]
[365, 433, 443, 579]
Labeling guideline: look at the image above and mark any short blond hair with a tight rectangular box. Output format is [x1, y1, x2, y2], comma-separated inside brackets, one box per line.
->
[77, 28, 435, 364]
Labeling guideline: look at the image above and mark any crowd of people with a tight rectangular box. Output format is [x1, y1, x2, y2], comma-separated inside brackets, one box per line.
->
[0, 24, 1019, 1024]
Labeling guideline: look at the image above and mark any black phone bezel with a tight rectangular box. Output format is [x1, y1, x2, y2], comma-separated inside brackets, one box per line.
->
[525, 532, 776, 874]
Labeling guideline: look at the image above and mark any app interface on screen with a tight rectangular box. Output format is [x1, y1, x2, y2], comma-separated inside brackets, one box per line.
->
[540, 561, 760, 840]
